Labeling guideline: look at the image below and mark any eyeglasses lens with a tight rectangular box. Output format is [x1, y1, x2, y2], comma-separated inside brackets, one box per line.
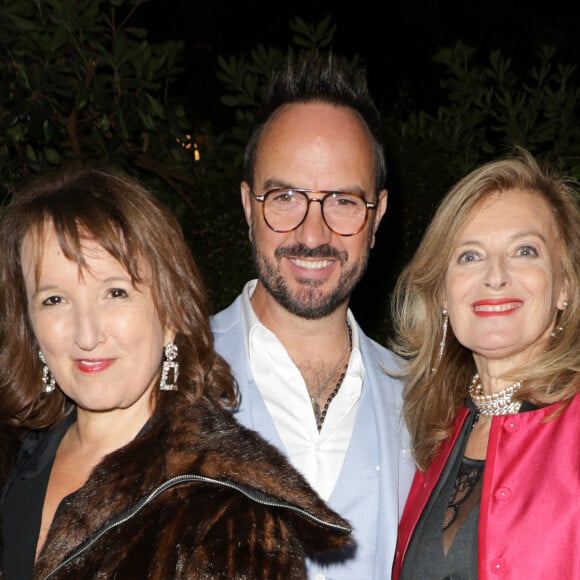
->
[264, 190, 367, 235]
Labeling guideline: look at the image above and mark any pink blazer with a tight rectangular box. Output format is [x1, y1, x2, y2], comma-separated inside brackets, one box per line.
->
[393, 393, 580, 579]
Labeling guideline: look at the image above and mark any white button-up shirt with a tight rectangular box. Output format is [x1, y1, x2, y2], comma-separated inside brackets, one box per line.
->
[241, 280, 364, 501]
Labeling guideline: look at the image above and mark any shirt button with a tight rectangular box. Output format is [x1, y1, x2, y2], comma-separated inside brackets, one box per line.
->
[494, 487, 512, 501]
[314, 574, 326, 580]
[504, 417, 520, 432]
[490, 558, 508, 575]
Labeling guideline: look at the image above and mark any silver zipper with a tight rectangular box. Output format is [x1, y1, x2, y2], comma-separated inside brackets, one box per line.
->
[43, 473, 350, 579]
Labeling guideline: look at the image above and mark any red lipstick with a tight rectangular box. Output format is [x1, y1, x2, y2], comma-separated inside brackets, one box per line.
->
[472, 298, 522, 317]
[76, 359, 114, 373]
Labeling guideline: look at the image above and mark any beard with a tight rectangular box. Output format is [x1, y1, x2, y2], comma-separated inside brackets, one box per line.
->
[250, 229, 371, 319]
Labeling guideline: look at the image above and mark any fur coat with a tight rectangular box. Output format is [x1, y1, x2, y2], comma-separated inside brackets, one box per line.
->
[0, 395, 352, 579]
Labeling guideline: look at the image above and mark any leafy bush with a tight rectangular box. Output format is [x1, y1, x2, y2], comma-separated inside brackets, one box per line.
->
[215, 24, 580, 342]
[1, 6, 578, 341]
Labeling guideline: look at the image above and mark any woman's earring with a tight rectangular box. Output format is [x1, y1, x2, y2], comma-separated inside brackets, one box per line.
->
[39, 350, 56, 393]
[551, 300, 569, 337]
[433, 309, 448, 372]
[159, 342, 179, 391]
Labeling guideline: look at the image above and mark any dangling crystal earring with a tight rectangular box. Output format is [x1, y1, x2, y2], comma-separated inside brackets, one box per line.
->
[159, 342, 179, 391]
[38, 350, 56, 393]
[551, 300, 569, 337]
[432, 309, 448, 372]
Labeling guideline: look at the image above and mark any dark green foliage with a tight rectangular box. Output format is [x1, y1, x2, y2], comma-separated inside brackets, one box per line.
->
[0, 0, 194, 190]
[0, 0, 246, 312]
[1, 6, 578, 341]
[386, 40, 580, 273]
[215, 22, 580, 342]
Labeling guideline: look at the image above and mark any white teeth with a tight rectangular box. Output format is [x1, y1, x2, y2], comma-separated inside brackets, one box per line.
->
[473, 303, 520, 312]
[291, 258, 333, 269]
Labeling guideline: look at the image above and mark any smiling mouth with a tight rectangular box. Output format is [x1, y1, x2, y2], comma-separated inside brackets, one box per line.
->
[473, 302, 521, 313]
[76, 359, 113, 373]
[290, 257, 334, 269]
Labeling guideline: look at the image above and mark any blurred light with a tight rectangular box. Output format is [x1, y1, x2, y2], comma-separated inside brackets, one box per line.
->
[176, 133, 201, 161]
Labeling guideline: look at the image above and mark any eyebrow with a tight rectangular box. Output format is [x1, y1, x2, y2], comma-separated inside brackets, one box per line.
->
[33, 274, 133, 296]
[262, 178, 293, 190]
[32, 284, 59, 298]
[456, 230, 549, 247]
[260, 179, 367, 196]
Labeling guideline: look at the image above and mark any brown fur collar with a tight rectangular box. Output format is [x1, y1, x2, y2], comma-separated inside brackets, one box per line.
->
[6, 395, 351, 579]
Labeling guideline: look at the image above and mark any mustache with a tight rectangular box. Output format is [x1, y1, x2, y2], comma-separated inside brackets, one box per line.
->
[275, 244, 347, 262]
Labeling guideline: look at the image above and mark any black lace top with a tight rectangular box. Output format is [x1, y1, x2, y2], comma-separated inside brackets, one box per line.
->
[400, 407, 481, 580]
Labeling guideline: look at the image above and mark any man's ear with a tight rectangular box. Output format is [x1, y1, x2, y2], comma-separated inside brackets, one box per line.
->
[370, 189, 388, 248]
[241, 181, 253, 240]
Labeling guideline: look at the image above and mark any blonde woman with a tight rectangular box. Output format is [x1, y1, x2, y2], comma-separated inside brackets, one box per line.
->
[391, 149, 579, 579]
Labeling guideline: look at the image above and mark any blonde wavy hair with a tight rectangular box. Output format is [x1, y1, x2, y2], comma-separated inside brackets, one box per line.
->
[390, 148, 579, 469]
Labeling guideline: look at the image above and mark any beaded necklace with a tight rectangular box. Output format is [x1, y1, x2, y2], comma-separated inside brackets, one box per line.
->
[312, 323, 352, 431]
[469, 373, 523, 416]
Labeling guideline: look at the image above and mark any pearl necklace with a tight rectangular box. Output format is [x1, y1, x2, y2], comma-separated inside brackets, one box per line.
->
[469, 373, 523, 416]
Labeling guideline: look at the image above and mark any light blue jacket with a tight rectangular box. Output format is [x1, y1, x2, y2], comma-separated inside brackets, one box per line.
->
[211, 294, 415, 579]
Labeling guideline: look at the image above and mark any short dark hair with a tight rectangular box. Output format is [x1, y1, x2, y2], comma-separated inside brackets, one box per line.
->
[243, 50, 386, 193]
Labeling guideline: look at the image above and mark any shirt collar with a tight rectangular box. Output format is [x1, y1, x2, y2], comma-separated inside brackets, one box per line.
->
[239, 278, 361, 361]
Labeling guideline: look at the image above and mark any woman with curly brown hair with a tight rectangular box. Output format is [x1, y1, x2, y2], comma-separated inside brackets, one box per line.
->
[0, 166, 351, 579]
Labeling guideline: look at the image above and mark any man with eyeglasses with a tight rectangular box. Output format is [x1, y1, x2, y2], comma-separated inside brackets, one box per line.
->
[211, 50, 414, 579]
